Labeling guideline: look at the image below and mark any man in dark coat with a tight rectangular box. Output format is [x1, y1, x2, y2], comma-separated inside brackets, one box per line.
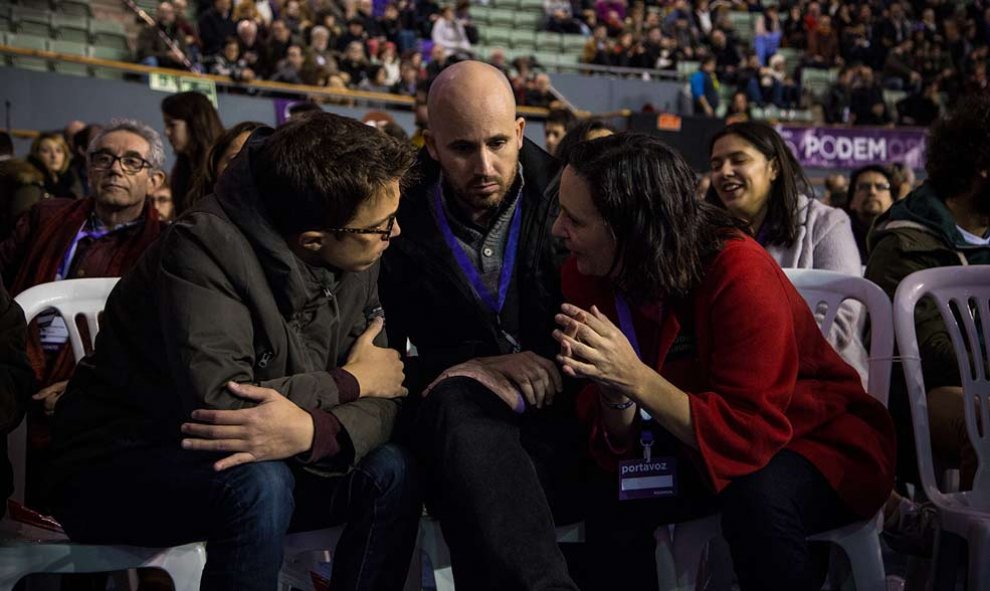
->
[197, 0, 235, 56]
[50, 114, 421, 591]
[380, 61, 584, 590]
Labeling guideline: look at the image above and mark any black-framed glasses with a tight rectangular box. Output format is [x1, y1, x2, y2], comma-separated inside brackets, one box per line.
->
[89, 151, 153, 175]
[327, 215, 396, 242]
[855, 182, 891, 192]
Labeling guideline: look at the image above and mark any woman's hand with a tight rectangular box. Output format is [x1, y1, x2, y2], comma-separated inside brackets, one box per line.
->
[552, 303, 647, 396]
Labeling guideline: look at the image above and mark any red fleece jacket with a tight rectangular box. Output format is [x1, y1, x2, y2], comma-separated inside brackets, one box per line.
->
[563, 235, 895, 518]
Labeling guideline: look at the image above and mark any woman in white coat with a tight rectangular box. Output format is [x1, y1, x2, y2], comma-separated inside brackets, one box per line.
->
[705, 121, 868, 386]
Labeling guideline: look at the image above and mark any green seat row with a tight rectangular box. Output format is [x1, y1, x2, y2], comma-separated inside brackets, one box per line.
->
[2, 31, 130, 76]
[0, 6, 127, 48]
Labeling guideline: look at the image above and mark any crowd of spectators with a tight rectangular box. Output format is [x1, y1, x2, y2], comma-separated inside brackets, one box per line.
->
[132, 0, 567, 101]
[127, 0, 990, 119]
[569, 0, 989, 126]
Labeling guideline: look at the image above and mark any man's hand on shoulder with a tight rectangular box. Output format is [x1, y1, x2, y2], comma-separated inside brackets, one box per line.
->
[344, 316, 408, 399]
[181, 381, 315, 471]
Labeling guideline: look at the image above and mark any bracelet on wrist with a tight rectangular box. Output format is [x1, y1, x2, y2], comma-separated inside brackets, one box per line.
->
[600, 394, 635, 410]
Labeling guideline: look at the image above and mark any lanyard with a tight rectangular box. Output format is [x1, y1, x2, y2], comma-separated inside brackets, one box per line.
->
[56, 224, 111, 280]
[614, 292, 657, 423]
[432, 184, 523, 316]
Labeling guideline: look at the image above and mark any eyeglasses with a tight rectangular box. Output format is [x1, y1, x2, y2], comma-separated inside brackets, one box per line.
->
[89, 151, 153, 175]
[856, 182, 891, 192]
[327, 215, 396, 242]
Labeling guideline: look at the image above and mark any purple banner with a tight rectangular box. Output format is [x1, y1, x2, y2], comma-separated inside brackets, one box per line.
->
[777, 125, 927, 170]
[274, 98, 305, 127]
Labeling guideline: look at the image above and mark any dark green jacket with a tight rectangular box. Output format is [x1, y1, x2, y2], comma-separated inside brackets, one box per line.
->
[866, 182, 990, 391]
[52, 133, 397, 478]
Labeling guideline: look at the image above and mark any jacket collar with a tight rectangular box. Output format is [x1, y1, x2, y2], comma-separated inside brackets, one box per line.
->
[394, 137, 558, 261]
[213, 129, 338, 317]
[871, 182, 990, 254]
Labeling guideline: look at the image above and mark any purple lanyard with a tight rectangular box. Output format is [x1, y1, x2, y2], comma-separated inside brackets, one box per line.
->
[615, 292, 659, 422]
[614, 292, 643, 360]
[56, 225, 111, 280]
[432, 185, 523, 316]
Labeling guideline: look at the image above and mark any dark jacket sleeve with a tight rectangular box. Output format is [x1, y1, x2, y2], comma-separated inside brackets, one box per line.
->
[865, 230, 961, 390]
[158, 219, 398, 466]
[0, 203, 37, 289]
[0, 281, 33, 434]
[157, 220, 350, 412]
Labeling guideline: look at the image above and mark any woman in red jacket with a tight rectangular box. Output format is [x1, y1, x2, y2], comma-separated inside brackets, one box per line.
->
[550, 133, 895, 591]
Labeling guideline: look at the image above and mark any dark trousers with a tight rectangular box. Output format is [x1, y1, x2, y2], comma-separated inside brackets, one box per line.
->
[51, 444, 421, 591]
[411, 377, 586, 591]
[585, 447, 859, 591]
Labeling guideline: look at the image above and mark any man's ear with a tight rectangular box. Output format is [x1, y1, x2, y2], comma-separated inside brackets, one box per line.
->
[515, 116, 526, 149]
[295, 230, 327, 253]
[147, 170, 166, 193]
[424, 130, 438, 160]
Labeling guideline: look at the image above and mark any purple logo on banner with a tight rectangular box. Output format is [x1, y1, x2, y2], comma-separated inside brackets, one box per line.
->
[274, 98, 304, 126]
[776, 125, 927, 170]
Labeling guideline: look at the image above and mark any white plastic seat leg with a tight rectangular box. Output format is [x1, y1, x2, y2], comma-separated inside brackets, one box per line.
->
[655, 514, 723, 591]
[807, 514, 886, 591]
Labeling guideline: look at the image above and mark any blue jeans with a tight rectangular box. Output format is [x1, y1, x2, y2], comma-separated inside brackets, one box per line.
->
[52, 444, 421, 591]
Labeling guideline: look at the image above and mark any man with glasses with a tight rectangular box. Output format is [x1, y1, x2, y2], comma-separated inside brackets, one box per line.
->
[0, 119, 165, 508]
[49, 113, 421, 591]
[845, 165, 894, 263]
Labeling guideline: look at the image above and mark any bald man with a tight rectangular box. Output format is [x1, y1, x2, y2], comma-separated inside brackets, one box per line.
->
[380, 61, 583, 590]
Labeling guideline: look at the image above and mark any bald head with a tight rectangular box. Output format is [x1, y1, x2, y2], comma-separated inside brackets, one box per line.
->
[427, 61, 516, 121]
[425, 60, 525, 223]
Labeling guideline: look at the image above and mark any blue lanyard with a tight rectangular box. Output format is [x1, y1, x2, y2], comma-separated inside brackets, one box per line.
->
[56, 225, 111, 280]
[614, 292, 657, 422]
[432, 185, 523, 316]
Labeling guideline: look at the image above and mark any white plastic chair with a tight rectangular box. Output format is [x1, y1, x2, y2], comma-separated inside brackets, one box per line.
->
[657, 269, 893, 591]
[1, 278, 207, 591]
[894, 266, 990, 591]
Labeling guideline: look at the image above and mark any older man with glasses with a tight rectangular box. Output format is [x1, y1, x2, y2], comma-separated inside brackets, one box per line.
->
[0, 118, 166, 509]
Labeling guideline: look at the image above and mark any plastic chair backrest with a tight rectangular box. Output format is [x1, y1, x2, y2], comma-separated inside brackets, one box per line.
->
[784, 268, 893, 405]
[14, 278, 119, 361]
[893, 266, 990, 509]
[8, 277, 119, 504]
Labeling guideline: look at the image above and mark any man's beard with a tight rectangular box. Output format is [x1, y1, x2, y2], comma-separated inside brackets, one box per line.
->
[450, 165, 519, 222]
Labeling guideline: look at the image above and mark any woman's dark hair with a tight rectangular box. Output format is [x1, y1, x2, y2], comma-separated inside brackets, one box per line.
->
[161, 91, 224, 214]
[925, 92, 990, 199]
[846, 164, 892, 211]
[555, 118, 616, 164]
[566, 132, 746, 301]
[704, 121, 809, 247]
[254, 112, 416, 236]
[188, 121, 268, 206]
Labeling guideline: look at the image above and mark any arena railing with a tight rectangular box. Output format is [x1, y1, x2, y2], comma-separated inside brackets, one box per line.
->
[0, 44, 553, 119]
